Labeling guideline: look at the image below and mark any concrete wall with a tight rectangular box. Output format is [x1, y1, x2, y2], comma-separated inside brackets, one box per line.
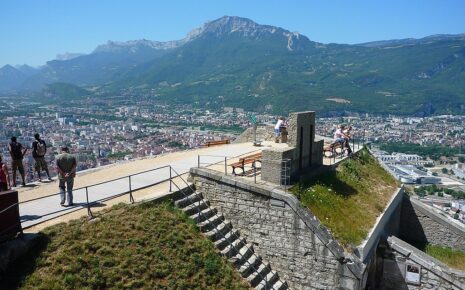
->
[399, 197, 465, 252]
[380, 236, 465, 290]
[190, 167, 365, 290]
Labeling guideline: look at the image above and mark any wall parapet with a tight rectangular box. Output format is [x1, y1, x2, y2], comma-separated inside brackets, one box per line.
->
[357, 186, 404, 263]
[410, 197, 465, 239]
[387, 236, 465, 289]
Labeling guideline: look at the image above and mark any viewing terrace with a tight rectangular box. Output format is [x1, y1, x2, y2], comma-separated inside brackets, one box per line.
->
[4, 135, 361, 234]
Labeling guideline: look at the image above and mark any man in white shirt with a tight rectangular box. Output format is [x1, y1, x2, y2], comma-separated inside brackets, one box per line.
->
[274, 117, 284, 143]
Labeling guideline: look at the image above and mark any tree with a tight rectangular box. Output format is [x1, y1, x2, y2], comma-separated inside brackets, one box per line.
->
[442, 168, 448, 174]
[459, 156, 465, 163]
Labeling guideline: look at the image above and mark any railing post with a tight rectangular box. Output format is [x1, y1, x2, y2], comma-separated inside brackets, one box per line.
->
[254, 164, 257, 184]
[352, 134, 355, 152]
[129, 175, 134, 204]
[224, 157, 227, 175]
[169, 166, 172, 192]
[85, 187, 93, 218]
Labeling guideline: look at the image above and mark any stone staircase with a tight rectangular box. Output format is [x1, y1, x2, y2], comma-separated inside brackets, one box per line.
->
[174, 191, 289, 290]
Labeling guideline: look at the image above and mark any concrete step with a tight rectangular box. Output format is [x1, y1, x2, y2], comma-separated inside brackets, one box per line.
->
[266, 280, 288, 290]
[238, 254, 262, 278]
[204, 220, 232, 241]
[181, 200, 209, 216]
[247, 263, 271, 287]
[198, 214, 224, 233]
[174, 191, 203, 208]
[220, 237, 246, 258]
[229, 243, 255, 267]
[189, 207, 217, 223]
[214, 229, 240, 250]
[254, 270, 279, 290]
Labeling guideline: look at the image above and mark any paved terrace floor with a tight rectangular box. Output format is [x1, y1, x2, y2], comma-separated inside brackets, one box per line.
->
[17, 139, 361, 232]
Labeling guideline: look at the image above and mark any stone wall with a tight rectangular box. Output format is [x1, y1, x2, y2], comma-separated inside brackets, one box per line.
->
[357, 187, 404, 263]
[261, 147, 294, 185]
[380, 236, 465, 290]
[399, 197, 465, 252]
[190, 167, 365, 290]
[233, 125, 275, 143]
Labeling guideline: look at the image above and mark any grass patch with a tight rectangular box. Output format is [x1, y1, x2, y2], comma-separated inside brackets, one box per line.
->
[2, 202, 249, 290]
[292, 148, 398, 246]
[425, 244, 465, 271]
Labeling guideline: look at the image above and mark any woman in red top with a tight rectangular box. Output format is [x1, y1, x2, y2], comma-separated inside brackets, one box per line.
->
[0, 155, 11, 191]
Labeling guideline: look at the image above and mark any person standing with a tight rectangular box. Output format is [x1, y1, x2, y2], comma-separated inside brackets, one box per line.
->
[274, 117, 284, 143]
[56, 146, 77, 207]
[8, 136, 27, 187]
[0, 155, 11, 191]
[32, 133, 52, 181]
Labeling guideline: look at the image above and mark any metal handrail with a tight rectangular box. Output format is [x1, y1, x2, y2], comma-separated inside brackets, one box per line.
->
[169, 167, 277, 289]
[0, 164, 174, 229]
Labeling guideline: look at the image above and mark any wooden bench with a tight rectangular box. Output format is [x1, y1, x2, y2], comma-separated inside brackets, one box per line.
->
[231, 152, 262, 175]
[203, 139, 230, 147]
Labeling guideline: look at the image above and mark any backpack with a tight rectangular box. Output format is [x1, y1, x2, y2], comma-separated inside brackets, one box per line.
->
[36, 140, 46, 156]
[10, 142, 23, 160]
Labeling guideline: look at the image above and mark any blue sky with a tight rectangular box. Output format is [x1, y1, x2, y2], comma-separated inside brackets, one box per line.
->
[1, 0, 465, 67]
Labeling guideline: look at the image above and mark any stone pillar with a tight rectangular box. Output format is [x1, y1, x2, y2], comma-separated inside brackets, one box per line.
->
[261, 147, 295, 185]
[287, 111, 322, 170]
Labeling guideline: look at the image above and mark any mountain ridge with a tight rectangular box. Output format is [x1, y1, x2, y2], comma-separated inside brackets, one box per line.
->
[1, 16, 465, 115]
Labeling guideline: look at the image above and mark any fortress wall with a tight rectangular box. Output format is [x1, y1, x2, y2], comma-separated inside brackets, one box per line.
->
[190, 167, 365, 290]
[357, 187, 404, 263]
[381, 236, 465, 290]
[399, 197, 465, 252]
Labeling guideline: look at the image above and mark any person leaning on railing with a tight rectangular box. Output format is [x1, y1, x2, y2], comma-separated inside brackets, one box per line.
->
[0, 155, 11, 191]
[343, 126, 353, 155]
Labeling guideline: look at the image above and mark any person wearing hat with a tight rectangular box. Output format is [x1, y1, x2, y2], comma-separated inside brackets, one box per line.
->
[56, 146, 77, 207]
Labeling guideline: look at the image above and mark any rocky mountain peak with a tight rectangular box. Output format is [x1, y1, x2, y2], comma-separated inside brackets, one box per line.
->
[93, 39, 184, 54]
[186, 16, 312, 51]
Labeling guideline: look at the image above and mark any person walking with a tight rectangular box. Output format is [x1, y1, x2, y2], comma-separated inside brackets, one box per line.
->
[56, 146, 77, 207]
[8, 136, 27, 187]
[0, 155, 11, 191]
[32, 133, 52, 181]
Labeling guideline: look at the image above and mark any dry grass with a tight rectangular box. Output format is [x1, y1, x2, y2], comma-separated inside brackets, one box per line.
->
[425, 244, 465, 271]
[2, 202, 249, 290]
[292, 148, 399, 246]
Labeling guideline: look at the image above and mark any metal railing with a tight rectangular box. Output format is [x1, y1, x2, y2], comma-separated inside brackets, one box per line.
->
[324, 133, 364, 164]
[0, 165, 175, 229]
[168, 167, 278, 289]
[1, 149, 264, 230]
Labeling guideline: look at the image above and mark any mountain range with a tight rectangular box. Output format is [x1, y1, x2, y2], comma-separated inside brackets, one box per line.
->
[1, 16, 465, 115]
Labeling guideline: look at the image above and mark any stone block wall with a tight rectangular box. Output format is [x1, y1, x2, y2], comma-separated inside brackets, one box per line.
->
[261, 147, 294, 185]
[380, 236, 465, 290]
[190, 167, 365, 290]
[233, 125, 275, 143]
[399, 197, 465, 252]
[287, 111, 316, 172]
